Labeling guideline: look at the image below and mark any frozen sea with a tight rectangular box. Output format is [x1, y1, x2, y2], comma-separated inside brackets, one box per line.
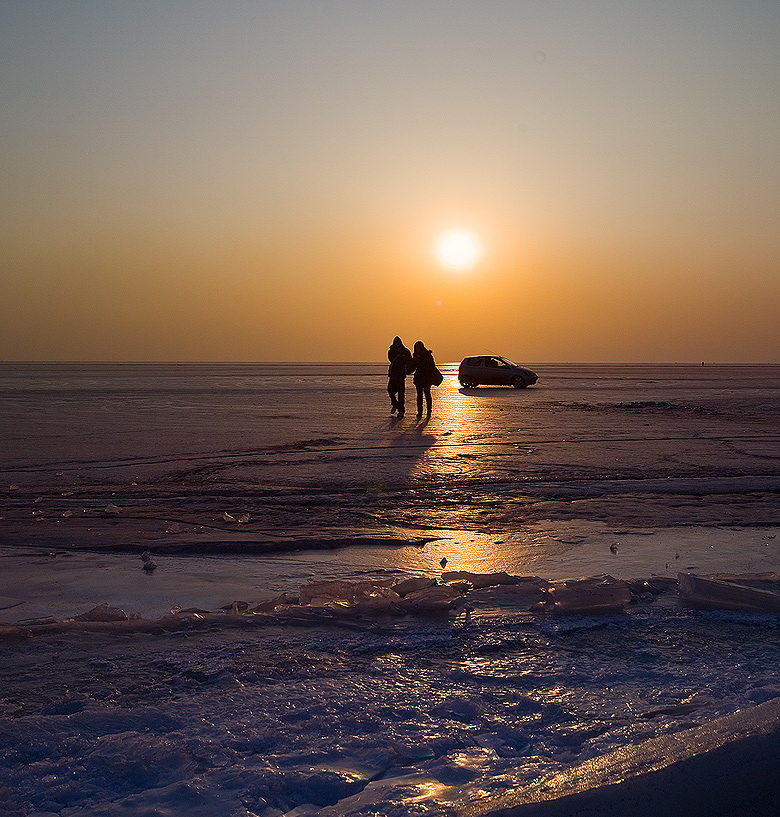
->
[1, 362, 780, 816]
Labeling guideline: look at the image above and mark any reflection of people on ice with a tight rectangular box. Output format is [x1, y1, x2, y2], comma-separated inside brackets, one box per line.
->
[410, 340, 438, 419]
[387, 336, 412, 416]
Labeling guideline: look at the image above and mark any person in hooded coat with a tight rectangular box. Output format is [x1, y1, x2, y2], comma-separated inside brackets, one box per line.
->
[387, 336, 412, 416]
[410, 340, 438, 418]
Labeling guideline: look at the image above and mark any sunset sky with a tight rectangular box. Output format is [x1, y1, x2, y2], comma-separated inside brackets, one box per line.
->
[2, 1, 778, 363]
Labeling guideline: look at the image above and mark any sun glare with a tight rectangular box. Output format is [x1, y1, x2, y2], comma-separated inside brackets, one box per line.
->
[434, 230, 482, 270]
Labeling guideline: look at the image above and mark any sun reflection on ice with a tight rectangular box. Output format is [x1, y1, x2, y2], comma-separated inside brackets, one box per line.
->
[404, 780, 450, 803]
[382, 370, 553, 577]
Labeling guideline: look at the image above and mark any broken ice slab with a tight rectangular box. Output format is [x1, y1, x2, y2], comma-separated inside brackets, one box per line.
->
[403, 584, 465, 614]
[678, 572, 780, 613]
[392, 576, 437, 596]
[218, 600, 250, 614]
[298, 580, 375, 605]
[71, 603, 131, 622]
[249, 592, 299, 613]
[535, 574, 632, 614]
[708, 571, 780, 583]
[441, 570, 526, 588]
[293, 577, 467, 617]
[467, 582, 549, 611]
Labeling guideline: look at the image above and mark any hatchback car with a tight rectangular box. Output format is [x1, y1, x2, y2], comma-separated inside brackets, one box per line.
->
[458, 356, 538, 388]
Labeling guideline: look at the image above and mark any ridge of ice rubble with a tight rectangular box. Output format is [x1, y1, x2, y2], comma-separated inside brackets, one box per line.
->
[5, 570, 780, 639]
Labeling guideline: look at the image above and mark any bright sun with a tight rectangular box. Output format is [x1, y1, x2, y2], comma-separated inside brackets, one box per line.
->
[434, 229, 482, 270]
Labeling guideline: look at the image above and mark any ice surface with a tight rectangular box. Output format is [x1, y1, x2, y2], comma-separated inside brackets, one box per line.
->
[2, 607, 780, 816]
[2, 364, 778, 565]
[1, 363, 779, 815]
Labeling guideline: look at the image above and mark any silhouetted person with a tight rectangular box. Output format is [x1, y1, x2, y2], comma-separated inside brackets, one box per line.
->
[410, 340, 438, 418]
[387, 336, 412, 416]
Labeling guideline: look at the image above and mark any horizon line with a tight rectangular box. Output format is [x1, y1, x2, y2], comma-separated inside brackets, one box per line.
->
[1, 360, 778, 367]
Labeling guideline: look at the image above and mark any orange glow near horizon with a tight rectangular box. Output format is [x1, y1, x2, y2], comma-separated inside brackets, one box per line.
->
[1, 3, 778, 363]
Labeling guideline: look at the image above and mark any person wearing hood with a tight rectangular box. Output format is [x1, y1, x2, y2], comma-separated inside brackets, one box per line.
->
[410, 340, 439, 418]
[387, 336, 412, 416]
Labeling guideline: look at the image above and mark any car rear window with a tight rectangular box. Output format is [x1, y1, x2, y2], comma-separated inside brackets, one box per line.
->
[463, 357, 481, 366]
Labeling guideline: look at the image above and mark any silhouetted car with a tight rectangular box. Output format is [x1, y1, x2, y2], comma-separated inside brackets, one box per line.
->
[458, 356, 538, 388]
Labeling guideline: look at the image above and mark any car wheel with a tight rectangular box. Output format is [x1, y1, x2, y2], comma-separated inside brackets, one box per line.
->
[511, 376, 527, 388]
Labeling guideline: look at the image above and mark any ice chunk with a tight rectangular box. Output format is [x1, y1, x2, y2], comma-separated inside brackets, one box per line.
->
[299, 580, 358, 605]
[468, 581, 548, 610]
[352, 585, 403, 616]
[403, 584, 464, 614]
[441, 570, 521, 588]
[392, 577, 437, 596]
[250, 592, 299, 613]
[535, 575, 632, 614]
[218, 600, 250, 614]
[678, 572, 780, 612]
[72, 604, 129, 622]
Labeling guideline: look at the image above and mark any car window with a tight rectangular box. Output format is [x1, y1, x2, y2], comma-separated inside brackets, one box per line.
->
[488, 357, 508, 367]
[464, 357, 481, 366]
[500, 358, 518, 367]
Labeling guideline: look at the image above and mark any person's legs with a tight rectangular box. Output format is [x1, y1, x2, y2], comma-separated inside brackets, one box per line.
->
[397, 379, 406, 414]
[387, 380, 398, 412]
[416, 384, 424, 417]
[424, 385, 432, 415]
